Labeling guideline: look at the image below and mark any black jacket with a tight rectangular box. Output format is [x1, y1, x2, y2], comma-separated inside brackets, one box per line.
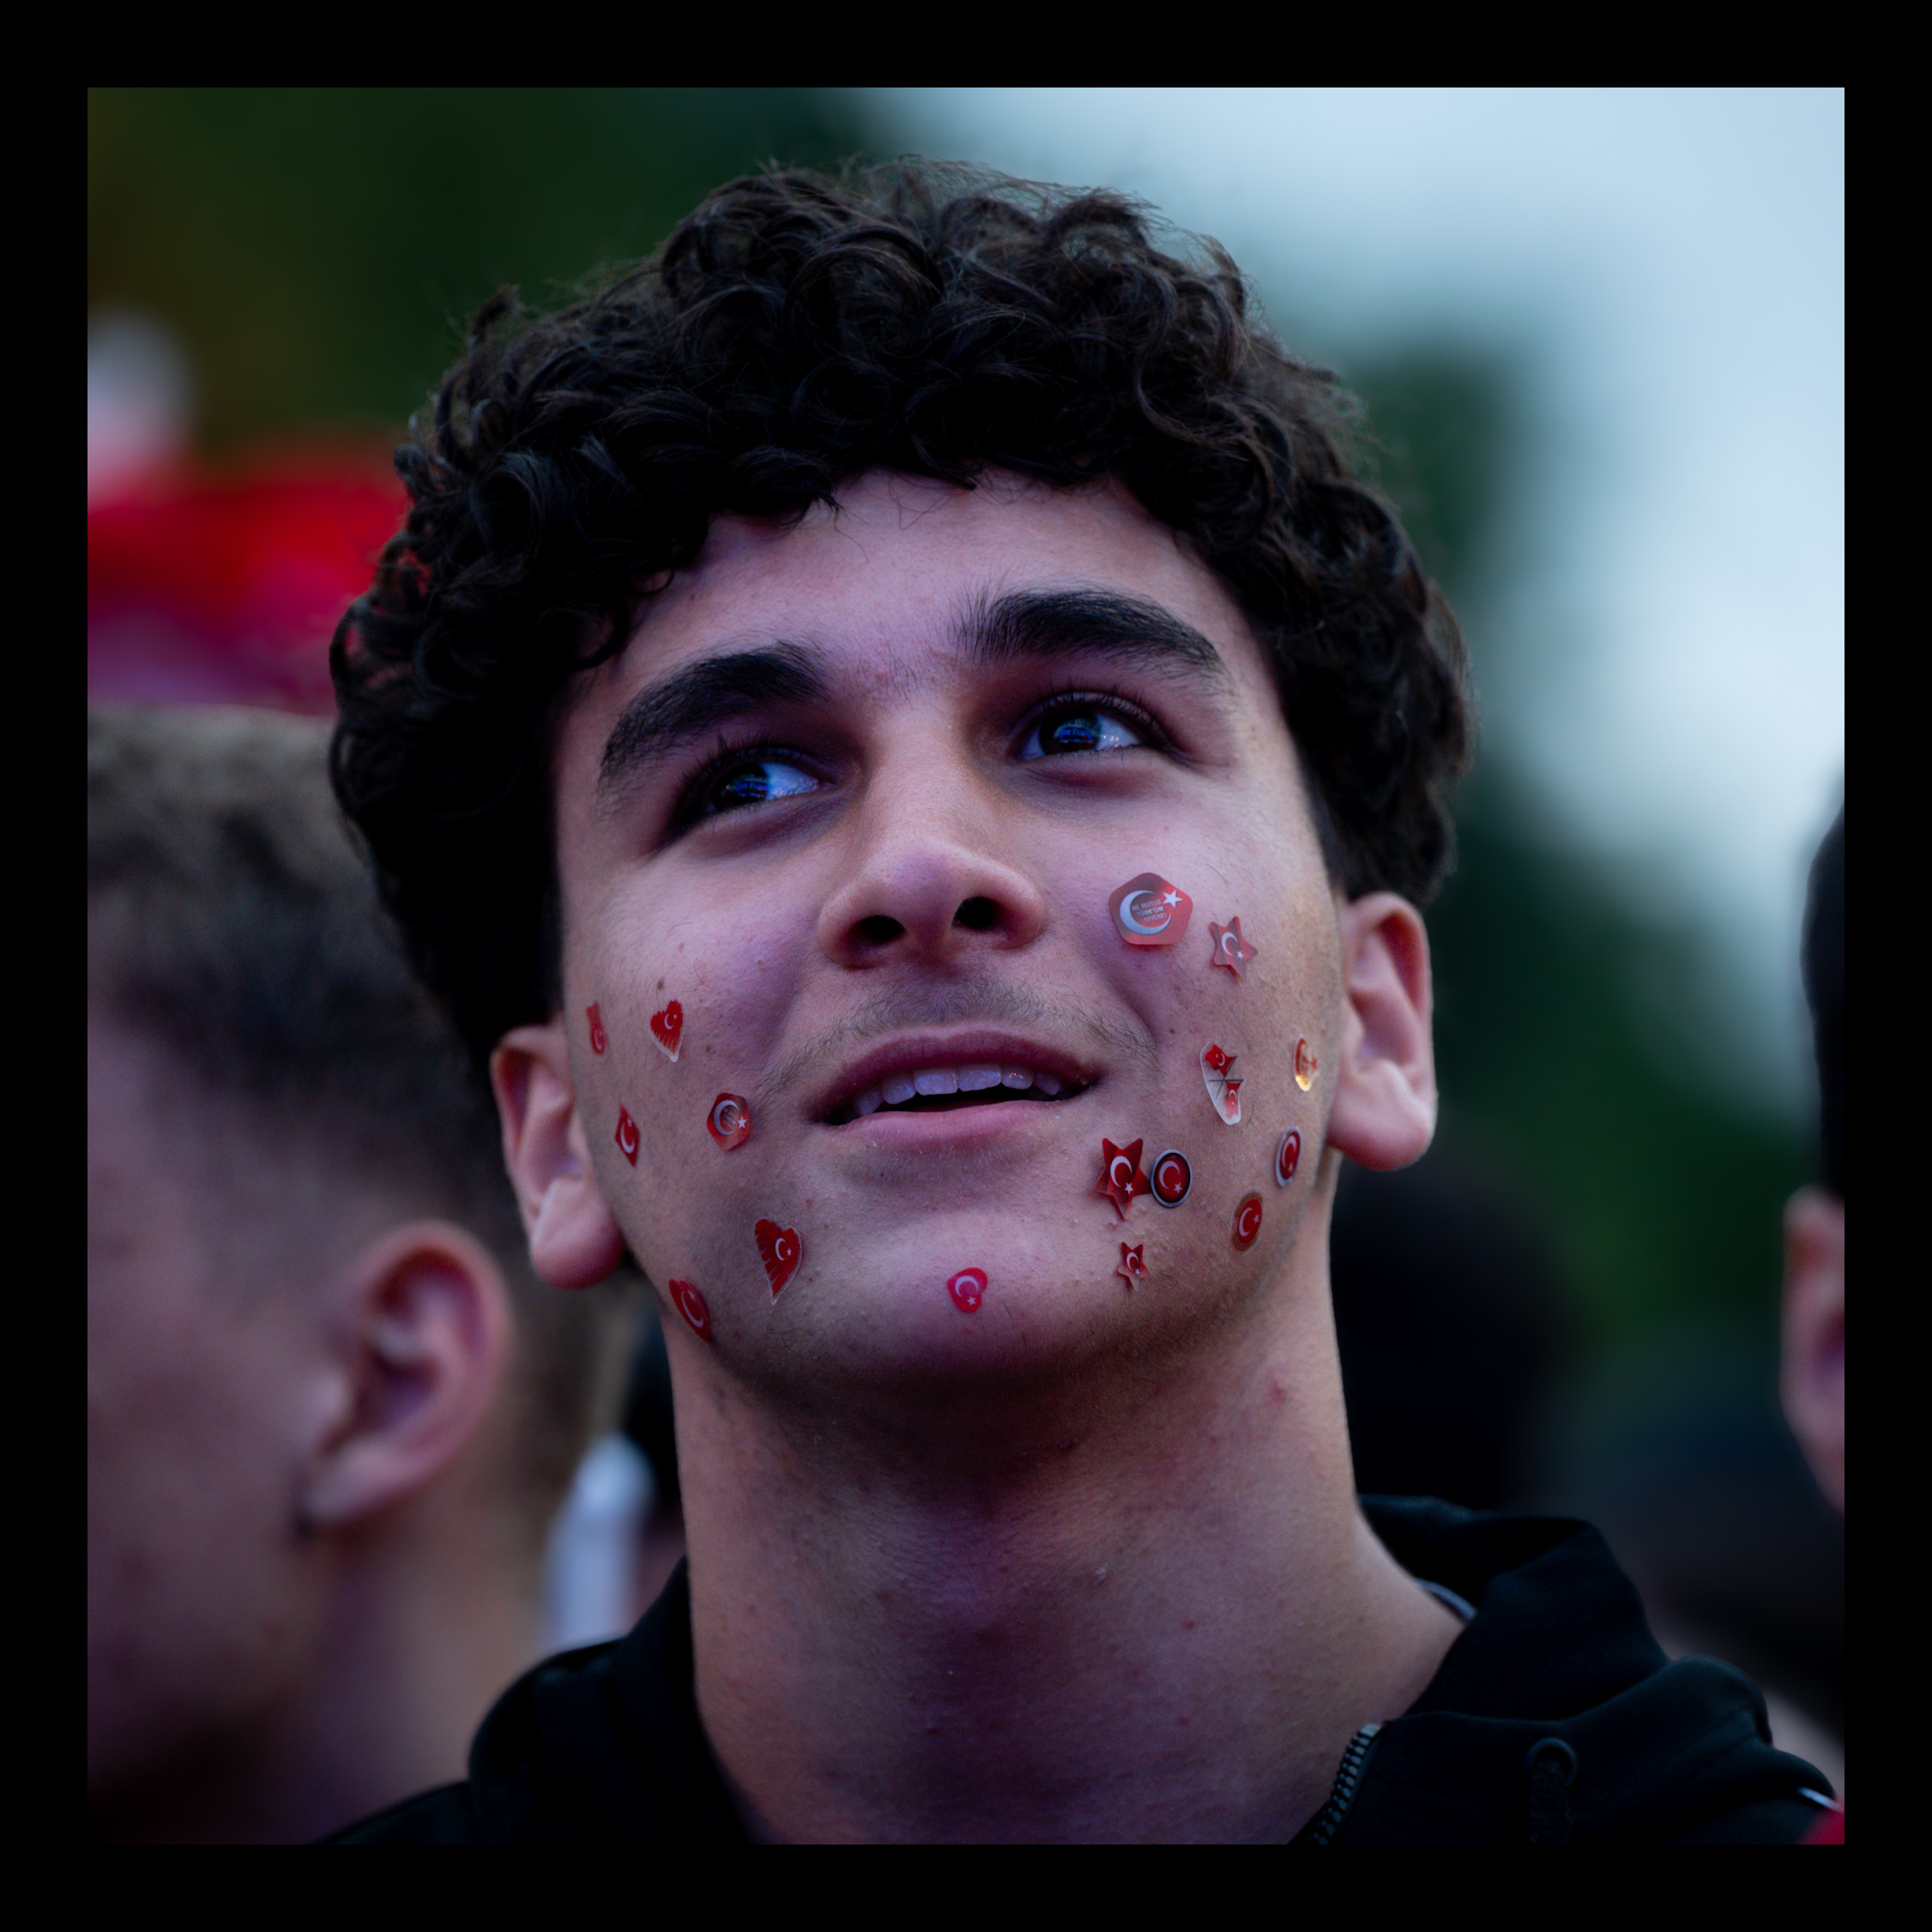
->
[330, 1497, 1832, 1843]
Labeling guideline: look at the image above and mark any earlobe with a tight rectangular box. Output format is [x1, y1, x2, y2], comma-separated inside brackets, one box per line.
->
[492, 1022, 627, 1290]
[1321, 891, 1437, 1174]
[301, 1222, 513, 1531]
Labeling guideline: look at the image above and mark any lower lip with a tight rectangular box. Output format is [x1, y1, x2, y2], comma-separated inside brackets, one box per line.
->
[824, 1092, 1084, 1149]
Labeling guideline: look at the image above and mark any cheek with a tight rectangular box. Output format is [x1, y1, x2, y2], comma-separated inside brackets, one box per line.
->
[573, 889, 815, 1243]
[87, 1326, 314, 1780]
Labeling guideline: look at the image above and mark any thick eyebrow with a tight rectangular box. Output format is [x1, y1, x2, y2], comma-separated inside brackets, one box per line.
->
[963, 588, 1234, 689]
[597, 642, 828, 804]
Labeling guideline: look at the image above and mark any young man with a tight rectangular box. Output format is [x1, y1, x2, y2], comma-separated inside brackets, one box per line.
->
[88, 707, 637, 1841]
[329, 164, 1829, 1842]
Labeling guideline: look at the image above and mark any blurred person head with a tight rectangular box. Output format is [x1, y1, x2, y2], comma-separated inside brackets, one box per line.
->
[1783, 807, 1843, 1513]
[87, 704, 637, 1843]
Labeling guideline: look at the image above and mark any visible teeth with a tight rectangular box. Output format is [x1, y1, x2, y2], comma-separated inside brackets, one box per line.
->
[1035, 1072, 1063, 1096]
[881, 1072, 916, 1106]
[914, 1068, 959, 1096]
[854, 1087, 884, 1117]
[1001, 1066, 1033, 1090]
[957, 1065, 1002, 1091]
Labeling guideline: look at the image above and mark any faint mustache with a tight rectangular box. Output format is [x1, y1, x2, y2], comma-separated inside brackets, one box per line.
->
[758, 980, 1156, 1109]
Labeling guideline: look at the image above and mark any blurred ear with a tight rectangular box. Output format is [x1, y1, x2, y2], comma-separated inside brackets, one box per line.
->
[300, 1221, 511, 1531]
[1323, 891, 1436, 1173]
[1782, 1186, 1844, 1513]
[492, 1020, 626, 1291]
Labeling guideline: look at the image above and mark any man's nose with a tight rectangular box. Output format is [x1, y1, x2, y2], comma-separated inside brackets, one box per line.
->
[815, 771, 1048, 969]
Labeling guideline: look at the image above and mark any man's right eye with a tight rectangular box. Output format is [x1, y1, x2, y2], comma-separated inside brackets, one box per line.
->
[698, 755, 824, 818]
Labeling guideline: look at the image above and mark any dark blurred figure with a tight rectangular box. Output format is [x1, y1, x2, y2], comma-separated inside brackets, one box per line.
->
[1332, 1148, 1569, 1511]
[1554, 812, 1845, 1789]
[1783, 809, 1844, 1518]
[88, 706, 638, 1842]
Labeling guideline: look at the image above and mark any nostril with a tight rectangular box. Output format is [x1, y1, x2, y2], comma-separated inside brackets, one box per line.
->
[954, 896, 1000, 933]
[854, 914, 904, 951]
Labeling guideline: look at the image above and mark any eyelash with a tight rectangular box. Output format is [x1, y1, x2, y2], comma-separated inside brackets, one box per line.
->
[667, 687, 1172, 834]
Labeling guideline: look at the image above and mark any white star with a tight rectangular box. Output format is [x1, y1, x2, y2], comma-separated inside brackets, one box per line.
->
[1162, 890, 1180, 906]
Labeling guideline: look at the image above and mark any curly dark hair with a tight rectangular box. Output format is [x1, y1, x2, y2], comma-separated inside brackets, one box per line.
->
[332, 160, 1473, 1067]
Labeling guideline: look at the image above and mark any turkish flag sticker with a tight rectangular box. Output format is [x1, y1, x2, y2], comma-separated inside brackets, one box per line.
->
[1108, 873, 1193, 948]
[650, 1001, 684, 1062]
[1231, 1192, 1264, 1252]
[948, 1267, 987, 1313]
[668, 1278, 713, 1343]
[587, 1004, 607, 1054]
[614, 1105, 640, 1164]
[1276, 1129, 1302, 1187]
[755, 1218, 802, 1297]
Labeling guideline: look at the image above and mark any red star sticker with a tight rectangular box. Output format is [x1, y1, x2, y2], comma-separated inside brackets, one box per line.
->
[1096, 1138, 1149, 1220]
[1116, 1241, 1148, 1286]
[1209, 917, 1258, 978]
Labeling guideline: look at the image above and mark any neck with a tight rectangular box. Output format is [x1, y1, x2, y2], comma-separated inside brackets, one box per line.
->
[682, 1217, 1461, 1843]
[92, 1492, 546, 1844]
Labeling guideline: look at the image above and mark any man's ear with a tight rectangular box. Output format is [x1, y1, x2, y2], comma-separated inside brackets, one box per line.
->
[1322, 891, 1437, 1173]
[1782, 1185, 1844, 1513]
[300, 1221, 512, 1531]
[492, 1020, 627, 1290]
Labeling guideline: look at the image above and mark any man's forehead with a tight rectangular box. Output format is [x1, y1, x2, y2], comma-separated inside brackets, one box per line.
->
[598, 472, 1244, 703]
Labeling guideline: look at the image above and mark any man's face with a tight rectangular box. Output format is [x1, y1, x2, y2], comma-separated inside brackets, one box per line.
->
[547, 472, 1345, 1394]
[87, 1009, 324, 1798]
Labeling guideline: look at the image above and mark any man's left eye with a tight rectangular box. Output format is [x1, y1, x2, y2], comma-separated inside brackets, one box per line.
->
[1017, 704, 1147, 760]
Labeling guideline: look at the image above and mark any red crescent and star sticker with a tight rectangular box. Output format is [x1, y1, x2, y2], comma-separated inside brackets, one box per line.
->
[754, 1218, 801, 1297]
[668, 1278, 713, 1343]
[1200, 1043, 1244, 1126]
[1108, 872, 1193, 949]
[1276, 1129, 1302, 1186]
[1115, 1241, 1149, 1287]
[650, 1000, 684, 1062]
[1096, 1138, 1150, 1219]
[708, 1093, 752, 1150]
[947, 1267, 987, 1313]
[1208, 917, 1257, 979]
[1150, 1149, 1192, 1207]
[587, 1004, 607, 1054]
[614, 1105, 640, 1164]
[1231, 1192, 1265, 1252]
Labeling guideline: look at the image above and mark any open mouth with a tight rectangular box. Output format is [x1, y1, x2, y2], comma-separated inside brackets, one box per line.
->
[828, 1062, 1090, 1126]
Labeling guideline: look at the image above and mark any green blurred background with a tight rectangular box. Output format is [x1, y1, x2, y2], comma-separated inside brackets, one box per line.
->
[88, 88, 1834, 1733]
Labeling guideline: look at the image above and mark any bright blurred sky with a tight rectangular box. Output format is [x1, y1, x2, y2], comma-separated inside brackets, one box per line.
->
[868, 88, 1844, 1114]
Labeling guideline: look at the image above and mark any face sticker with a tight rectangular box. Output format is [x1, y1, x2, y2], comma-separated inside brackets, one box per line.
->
[1295, 1037, 1319, 1091]
[1275, 1128, 1302, 1187]
[1231, 1191, 1264, 1252]
[708, 1093, 752, 1150]
[650, 1000, 685, 1062]
[948, 1267, 987, 1313]
[1096, 1138, 1150, 1219]
[1200, 1044, 1244, 1126]
[754, 1218, 801, 1297]
[1208, 917, 1257, 979]
[1108, 872, 1193, 949]
[587, 1004, 607, 1054]
[1150, 1149, 1192, 1207]
[1116, 1241, 1149, 1287]
[614, 1105, 640, 1165]
[668, 1278, 713, 1343]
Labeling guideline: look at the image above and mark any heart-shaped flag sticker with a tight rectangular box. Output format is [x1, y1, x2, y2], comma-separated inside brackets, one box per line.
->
[650, 1001, 684, 1062]
[754, 1218, 802, 1297]
[948, 1267, 987, 1313]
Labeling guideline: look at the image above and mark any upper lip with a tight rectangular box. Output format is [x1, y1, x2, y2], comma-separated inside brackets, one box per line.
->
[810, 1029, 1099, 1125]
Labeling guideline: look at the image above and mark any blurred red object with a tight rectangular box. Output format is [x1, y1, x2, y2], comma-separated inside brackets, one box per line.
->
[88, 445, 408, 715]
